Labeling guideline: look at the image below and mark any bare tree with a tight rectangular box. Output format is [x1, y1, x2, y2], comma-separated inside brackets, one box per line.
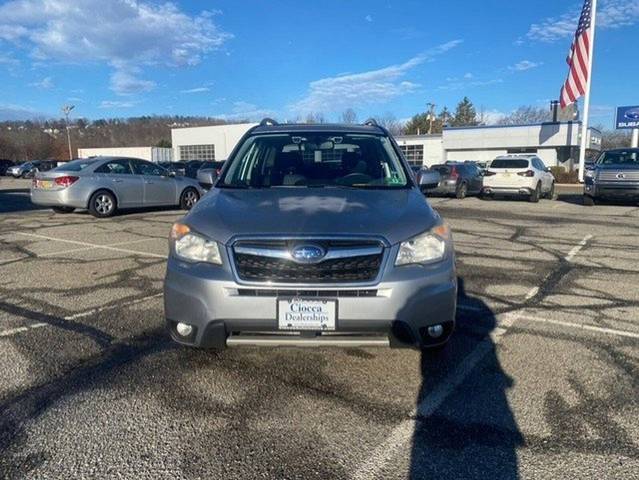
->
[497, 106, 551, 125]
[375, 113, 403, 136]
[304, 112, 326, 124]
[340, 108, 358, 124]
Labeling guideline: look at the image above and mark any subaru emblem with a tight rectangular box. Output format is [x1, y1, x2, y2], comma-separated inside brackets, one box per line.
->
[616, 173, 626, 179]
[290, 244, 326, 263]
[624, 108, 639, 120]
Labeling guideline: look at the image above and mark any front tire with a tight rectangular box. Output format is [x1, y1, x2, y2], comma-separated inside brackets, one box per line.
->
[89, 190, 117, 218]
[529, 183, 541, 203]
[180, 187, 200, 210]
[52, 206, 75, 214]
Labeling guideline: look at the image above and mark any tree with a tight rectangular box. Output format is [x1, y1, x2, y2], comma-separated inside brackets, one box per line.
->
[340, 108, 358, 124]
[497, 106, 551, 126]
[403, 113, 430, 135]
[450, 97, 478, 127]
[596, 127, 632, 150]
[156, 138, 172, 148]
[305, 112, 326, 124]
[374, 113, 403, 136]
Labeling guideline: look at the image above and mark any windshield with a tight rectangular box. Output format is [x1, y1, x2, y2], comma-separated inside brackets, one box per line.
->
[596, 149, 639, 166]
[220, 133, 409, 189]
[490, 159, 529, 169]
[54, 159, 98, 172]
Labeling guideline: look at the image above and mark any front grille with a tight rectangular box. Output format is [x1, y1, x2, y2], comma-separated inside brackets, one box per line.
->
[237, 289, 378, 297]
[232, 238, 384, 284]
[598, 171, 639, 181]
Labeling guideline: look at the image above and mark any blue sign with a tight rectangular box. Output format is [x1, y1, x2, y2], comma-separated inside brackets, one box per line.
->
[616, 105, 639, 129]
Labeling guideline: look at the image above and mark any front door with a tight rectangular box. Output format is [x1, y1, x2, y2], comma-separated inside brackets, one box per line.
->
[94, 159, 143, 207]
[132, 160, 177, 206]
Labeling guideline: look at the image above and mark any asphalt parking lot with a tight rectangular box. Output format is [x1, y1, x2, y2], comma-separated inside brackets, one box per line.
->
[1, 177, 638, 479]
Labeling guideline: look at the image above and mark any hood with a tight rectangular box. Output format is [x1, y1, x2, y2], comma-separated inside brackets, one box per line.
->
[595, 164, 639, 171]
[186, 187, 438, 245]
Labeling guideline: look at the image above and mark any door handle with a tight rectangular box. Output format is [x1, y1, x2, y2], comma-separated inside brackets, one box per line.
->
[112, 179, 123, 183]
[145, 181, 154, 184]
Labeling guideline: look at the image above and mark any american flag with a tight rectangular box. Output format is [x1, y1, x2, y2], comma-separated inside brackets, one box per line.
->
[560, 0, 593, 108]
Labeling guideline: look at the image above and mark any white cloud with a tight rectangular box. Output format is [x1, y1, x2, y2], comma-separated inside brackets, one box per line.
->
[215, 101, 277, 120]
[439, 77, 502, 91]
[99, 100, 137, 109]
[0, 103, 44, 120]
[527, 0, 639, 42]
[0, 0, 231, 94]
[463, 72, 473, 79]
[510, 60, 542, 72]
[365, 14, 373, 22]
[480, 109, 507, 125]
[180, 87, 211, 94]
[29, 76, 53, 89]
[289, 40, 462, 114]
[109, 69, 155, 95]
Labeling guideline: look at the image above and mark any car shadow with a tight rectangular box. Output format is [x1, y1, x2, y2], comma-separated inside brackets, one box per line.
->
[408, 277, 523, 479]
[0, 188, 46, 214]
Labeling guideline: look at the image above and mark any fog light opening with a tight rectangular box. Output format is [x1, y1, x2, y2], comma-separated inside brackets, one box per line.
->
[427, 324, 444, 339]
[176, 322, 193, 337]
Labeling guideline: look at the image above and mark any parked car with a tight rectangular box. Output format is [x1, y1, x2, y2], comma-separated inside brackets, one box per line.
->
[164, 119, 455, 351]
[30, 157, 205, 217]
[410, 166, 441, 195]
[184, 160, 205, 179]
[0, 159, 15, 176]
[196, 160, 225, 189]
[482, 154, 555, 202]
[584, 148, 639, 206]
[159, 161, 187, 177]
[7, 160, 57, 178]
[428, 162, 484, 199]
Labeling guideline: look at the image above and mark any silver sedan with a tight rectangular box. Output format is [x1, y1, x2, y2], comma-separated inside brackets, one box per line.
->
[30, 157, 205, 217]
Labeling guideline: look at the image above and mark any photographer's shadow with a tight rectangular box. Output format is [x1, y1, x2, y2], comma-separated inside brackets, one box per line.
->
[409, 278, 523, 479]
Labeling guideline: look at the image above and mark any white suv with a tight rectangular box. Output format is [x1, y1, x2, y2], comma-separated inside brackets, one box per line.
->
[482, 155, 555, 202]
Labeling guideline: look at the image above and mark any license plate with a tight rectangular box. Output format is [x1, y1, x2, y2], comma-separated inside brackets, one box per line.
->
[502, 172, 511, 178]
[37, 180, 53, 189]
[278, 298, 337, 331]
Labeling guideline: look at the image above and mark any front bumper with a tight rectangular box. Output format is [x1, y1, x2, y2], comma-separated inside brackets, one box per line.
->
[585, 181, 639, 198]
[163, 252, 457, 349]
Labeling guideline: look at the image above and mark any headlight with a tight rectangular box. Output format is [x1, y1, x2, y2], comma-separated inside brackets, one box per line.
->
[170, 223, 222, 264]
[396, 224, 451, 266]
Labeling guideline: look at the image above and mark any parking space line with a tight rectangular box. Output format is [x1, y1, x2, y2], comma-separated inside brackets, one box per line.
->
[36, 238, 155, 258]
[353, 311, 521, 480]
[0, 322, 48, 337]
[0, 293, 163, 338]
[516, 313, 639, 340]
[14, 232, 167, 259]
[564, 234, 593, 262]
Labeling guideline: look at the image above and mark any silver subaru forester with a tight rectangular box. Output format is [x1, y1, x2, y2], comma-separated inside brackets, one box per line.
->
[163, 120, 456, 350]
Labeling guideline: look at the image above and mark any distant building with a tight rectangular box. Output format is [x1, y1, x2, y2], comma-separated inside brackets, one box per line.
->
[77, 146, 173, 163]
[171, 123, 257, 161]
[396, 122, 602, 169]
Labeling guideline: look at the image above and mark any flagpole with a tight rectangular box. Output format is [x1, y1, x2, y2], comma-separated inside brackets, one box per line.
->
[578, 0, 597, 182]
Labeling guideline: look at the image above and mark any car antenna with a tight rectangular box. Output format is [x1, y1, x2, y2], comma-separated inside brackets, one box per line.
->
[362, 118, 378, 127]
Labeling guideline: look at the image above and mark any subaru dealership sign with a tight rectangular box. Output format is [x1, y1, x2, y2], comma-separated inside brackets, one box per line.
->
[616, 105, 639, 129]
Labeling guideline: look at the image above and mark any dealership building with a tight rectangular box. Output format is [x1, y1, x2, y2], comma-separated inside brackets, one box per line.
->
[395, 121, 602, 169]
[80, 121, 602, 170]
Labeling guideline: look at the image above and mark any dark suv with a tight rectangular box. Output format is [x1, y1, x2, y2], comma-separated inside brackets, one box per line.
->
[428, 162, 484, 199]
[584, 148, 639, 205]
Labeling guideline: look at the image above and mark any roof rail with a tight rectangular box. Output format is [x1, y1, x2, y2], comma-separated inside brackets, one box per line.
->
[362, 118, 379, 127]
[259, 118, 279, 126]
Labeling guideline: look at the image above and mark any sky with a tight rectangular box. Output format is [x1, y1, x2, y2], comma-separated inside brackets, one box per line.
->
[0, 0, 638, 127]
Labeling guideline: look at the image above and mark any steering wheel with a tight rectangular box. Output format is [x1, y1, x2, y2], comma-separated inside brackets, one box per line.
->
[336, 173, 373, 185]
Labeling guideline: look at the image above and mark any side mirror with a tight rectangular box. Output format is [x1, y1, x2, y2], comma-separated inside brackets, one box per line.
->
[168, 171, 176, 177]
[545, 167, 551, 173]
[418, 169, 440, 190]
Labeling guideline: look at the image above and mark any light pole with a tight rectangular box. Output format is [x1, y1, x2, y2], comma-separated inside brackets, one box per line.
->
[62, 104, 75, 161]
[426, 102, 436, 134]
